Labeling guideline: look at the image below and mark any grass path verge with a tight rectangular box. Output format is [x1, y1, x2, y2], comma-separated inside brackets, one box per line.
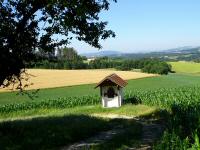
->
[0, 104, 157, 121]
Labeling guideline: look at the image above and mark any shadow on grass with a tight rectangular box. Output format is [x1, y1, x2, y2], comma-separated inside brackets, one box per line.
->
[0, 115, 110, 150]
[91, 108, 169, 150]
[91, 121, 142, 150]
[0, 100, 175, 150]
[0, 114, 143, 150]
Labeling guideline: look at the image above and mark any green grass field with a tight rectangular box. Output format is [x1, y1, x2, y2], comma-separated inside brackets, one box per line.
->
[1, 68, 200, 149]
[0, 73, 200, 105]
[169, 61, 200, 74]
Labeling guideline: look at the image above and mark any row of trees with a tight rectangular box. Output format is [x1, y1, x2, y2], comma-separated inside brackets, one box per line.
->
[89, 57, 172, 74]
[28, 48, 172, 75]
[27, 47, 87, 69]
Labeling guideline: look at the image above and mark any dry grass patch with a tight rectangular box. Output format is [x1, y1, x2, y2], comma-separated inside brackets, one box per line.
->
[0, 69, 157, 92]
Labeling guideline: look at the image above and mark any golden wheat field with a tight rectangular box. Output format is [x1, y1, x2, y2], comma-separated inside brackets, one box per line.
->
[0, 69, 157, 92]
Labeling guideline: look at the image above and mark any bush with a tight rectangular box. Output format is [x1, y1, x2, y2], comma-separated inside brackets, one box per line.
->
[141, 59, 172, 75]
[154, 131, 190, 150]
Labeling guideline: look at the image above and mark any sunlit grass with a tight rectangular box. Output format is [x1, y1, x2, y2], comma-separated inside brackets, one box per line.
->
[0, 104, 157, 121]
[169, 61, 200, 74]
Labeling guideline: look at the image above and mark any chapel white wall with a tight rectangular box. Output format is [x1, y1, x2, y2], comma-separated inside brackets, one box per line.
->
[101, 86, 123, 108]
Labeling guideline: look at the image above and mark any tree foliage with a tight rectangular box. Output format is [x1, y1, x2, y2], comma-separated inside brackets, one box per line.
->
[88, 58, 172, 75]
[60, 47, 79, 61]
[0, 0, 116, 87]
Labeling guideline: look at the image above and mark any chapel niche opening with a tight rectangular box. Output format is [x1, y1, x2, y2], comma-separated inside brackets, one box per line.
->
[107, 87, 116, 98]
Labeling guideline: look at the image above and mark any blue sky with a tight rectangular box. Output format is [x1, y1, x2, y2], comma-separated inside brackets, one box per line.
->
[69, 0, 200, 53]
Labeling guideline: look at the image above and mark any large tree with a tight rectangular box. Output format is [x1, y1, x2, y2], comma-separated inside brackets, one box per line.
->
[63, 47, 77, 60]
[0, 0, 116, 88]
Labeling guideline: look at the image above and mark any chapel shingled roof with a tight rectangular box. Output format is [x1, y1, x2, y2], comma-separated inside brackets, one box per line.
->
[95, 73, 128, 88]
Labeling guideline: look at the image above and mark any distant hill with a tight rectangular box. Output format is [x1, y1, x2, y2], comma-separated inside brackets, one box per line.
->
[120, 46, 200, 60]
[81, 46, 200, 61]
[81, 50, 122, 57]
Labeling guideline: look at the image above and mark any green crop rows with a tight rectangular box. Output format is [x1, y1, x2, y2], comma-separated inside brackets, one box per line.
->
[1, 86, 200, 115]
[0, 95, 100, 114]
[125, 86, 200, 108]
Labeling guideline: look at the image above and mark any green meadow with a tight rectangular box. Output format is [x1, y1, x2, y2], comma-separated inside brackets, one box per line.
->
[169, 61, 200, 74]
[1, 73, 200, 105]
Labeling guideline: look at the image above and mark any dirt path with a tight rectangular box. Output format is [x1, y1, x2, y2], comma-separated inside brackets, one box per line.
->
[61, 116, 164, 150]
[62, 126, 125, 150]
[133, 118, 164, 150]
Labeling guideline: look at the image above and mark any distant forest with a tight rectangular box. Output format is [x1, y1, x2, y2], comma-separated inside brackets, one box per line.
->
[27, 47, 172, 75]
